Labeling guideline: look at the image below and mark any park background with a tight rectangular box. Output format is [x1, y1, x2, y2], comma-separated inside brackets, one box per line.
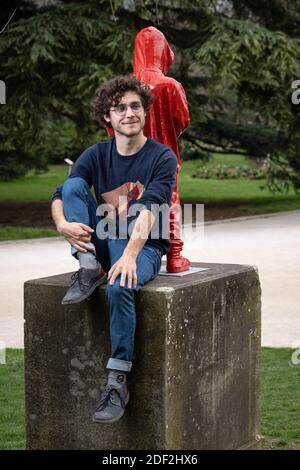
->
[0, 0, 300, 450]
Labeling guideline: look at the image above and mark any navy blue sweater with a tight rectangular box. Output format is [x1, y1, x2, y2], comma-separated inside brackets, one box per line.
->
[52, 138, 178, 255]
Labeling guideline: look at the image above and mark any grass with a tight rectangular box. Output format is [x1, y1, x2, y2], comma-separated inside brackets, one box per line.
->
[0, 156, 299, 212]
[0, 156, 299, 241]
[0, 350, 25, 450]
[0, 165, 68, 202]
[261, 348, 300, 450]
[0, 348, 300, 450]
[179, 157, 300, 214]
[0, 227, 58, 241]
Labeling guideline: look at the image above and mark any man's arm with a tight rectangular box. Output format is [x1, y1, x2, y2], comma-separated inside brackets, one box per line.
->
[51, 199, 95, 253]
[108, 150, 177, 289]
[50, 146, 97, 253]
[108, 208, 155, 289]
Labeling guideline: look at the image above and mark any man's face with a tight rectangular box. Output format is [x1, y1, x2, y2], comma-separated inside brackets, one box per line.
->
[105, 91, 146, 137]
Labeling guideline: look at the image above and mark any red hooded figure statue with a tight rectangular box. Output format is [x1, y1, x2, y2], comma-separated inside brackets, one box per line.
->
[134, 26, 191, 273]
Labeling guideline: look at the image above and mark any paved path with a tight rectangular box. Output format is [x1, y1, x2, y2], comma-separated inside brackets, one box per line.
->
[0, 210, 299, 348]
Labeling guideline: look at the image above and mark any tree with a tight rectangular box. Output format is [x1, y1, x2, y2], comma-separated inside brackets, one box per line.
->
[0, 0, 299, 191]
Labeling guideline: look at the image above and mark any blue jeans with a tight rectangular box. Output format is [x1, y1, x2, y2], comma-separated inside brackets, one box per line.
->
[62, 177, 162, 372]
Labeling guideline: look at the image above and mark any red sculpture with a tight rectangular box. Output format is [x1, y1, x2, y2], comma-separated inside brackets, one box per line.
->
[134, 26, 191, 273]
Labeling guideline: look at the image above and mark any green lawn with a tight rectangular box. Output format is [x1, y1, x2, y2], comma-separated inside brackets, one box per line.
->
[0, 348, 300, 450]
[0, 165, 68, 202]
[0, 157, 299, 215]
[0, 350, 25, 450]
[179, 158, 300, 213]
[0, 156, 299, 242]
[0, 227, 58, 241]
[261, 348, 300, 450]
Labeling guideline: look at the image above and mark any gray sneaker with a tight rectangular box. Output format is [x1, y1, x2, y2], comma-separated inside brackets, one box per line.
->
[61, 267, 106, 305]
[92, 383, 130, 424]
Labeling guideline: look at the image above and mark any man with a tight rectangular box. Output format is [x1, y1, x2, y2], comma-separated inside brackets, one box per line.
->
[134, 26, 191, 273]
[51, 75, 177, 424]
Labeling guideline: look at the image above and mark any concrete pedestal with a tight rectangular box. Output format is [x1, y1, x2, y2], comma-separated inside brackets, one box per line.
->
[24, 262, 261, 450]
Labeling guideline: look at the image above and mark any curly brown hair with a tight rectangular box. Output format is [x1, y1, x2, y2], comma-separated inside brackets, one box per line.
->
[90, 74, 154, 128]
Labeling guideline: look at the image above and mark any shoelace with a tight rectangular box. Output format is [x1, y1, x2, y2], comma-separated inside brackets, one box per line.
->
[70, 270, 85, 291]
[96, 385, 126, 412]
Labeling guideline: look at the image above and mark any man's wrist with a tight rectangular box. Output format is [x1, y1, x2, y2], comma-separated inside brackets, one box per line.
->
[124, 245, 139, 259]
[56, 220, 67, 234]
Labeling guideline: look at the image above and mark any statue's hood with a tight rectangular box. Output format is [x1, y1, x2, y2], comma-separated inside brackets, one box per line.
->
[134, 27, 174, 77]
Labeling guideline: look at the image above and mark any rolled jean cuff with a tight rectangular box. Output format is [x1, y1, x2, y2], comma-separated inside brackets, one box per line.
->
[71, 246, 78, 258]
[106, 358, 132, 372]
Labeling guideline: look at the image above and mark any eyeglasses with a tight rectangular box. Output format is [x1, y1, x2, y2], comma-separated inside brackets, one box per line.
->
[110, 101, 143, 116]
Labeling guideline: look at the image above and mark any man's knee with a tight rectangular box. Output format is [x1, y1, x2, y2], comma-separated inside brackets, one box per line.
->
[106, 281, 134, 301]
[62, 177, 89, 198]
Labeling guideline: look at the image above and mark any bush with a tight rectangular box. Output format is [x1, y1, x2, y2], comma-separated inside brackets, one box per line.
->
[192, 164, 267, 180]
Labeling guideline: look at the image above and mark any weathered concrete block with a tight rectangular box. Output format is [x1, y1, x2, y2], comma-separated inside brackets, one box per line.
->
[24, 262, 261, 450]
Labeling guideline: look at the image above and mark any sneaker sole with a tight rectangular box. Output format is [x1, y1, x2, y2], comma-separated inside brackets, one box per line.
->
[92, 392, 130, 424]
[61, 274, 107, 305]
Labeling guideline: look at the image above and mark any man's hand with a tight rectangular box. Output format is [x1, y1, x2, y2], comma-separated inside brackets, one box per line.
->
[108, 252, 137, 289]
[57, 221, 95, 253]
[107, 209, 155, 288]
